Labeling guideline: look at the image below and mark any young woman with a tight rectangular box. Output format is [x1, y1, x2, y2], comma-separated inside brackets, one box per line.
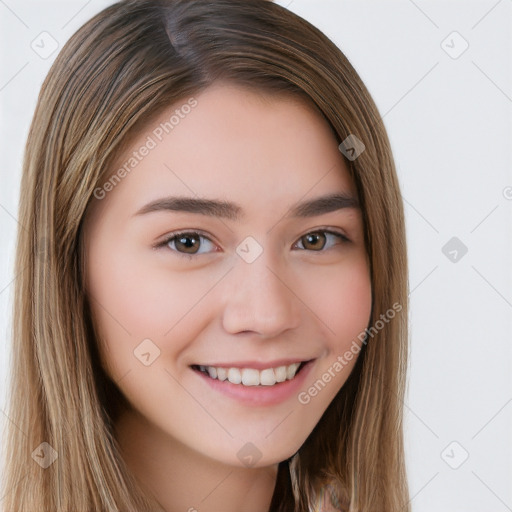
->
[2, 1, 410, 510]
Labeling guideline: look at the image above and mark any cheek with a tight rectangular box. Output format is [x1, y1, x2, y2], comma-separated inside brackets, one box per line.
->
[300, 256, 372, 348]
[295, 257, 372, 405]
[331, 268, 372, 351]
[87, 250, 174, 335]
[86, 246, 221, 376]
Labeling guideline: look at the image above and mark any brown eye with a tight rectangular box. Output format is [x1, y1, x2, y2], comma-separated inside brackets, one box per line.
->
[295, 230, 349, 252]
[301, 232, 327, 251]
[174, 233, 201, 254]
[161, 231, 217, 257]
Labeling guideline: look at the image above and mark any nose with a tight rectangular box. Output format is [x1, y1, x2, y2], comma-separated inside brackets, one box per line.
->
[221, 250, 301, 338]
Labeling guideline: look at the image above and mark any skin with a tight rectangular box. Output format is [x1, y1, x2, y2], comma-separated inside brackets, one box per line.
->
[83, 82, 372, 512]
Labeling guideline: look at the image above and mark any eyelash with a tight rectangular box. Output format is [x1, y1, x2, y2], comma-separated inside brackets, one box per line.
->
[156, 228, 351, 259]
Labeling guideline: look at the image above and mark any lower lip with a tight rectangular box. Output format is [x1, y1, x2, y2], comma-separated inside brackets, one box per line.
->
[192, 360, 315, 406]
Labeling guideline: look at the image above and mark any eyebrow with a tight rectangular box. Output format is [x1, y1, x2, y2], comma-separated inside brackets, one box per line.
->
[133, 192, 359, 221]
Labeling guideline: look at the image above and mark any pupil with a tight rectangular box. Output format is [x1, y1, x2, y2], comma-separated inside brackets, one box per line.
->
[305, 232, 325, 250]
[178, 234, 198, 253]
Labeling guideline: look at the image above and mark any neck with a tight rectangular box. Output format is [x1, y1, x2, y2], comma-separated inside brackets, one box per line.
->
[114, 407, 279, 512]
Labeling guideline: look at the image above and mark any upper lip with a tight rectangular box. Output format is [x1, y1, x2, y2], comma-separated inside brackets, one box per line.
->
[191, 358, 313, 370]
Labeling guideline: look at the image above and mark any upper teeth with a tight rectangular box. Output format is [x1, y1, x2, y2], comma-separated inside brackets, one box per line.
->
[197, 363, 301, 386]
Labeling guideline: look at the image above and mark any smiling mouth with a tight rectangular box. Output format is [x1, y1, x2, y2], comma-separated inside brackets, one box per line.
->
[190, 361, 310, 387]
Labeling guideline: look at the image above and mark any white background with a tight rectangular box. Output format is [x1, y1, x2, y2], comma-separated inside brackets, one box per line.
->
[1, 1, 511, 510]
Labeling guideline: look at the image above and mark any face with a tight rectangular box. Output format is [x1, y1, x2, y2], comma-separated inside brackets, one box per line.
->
[83, 82, 372, 468]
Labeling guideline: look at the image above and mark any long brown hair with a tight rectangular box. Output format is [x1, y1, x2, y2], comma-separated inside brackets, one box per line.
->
[2, 1, 409, 510]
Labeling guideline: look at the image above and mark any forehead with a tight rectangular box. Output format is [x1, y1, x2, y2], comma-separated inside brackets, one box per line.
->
[94, 83, 355, 220]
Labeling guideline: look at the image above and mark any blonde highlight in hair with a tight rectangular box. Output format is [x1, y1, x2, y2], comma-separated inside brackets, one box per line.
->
[3, 1, 409, 510]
